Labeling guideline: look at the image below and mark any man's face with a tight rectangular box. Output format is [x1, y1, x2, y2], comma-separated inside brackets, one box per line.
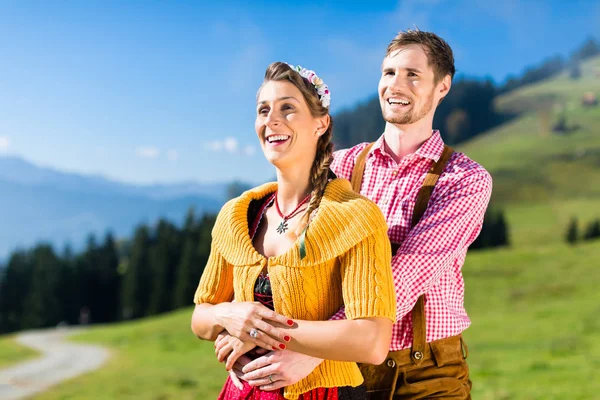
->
[378, 44, 447, 126]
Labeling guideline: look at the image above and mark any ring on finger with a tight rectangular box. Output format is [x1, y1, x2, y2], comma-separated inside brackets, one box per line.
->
[268, 374, 274, 384]
[249, 328, 259, 339]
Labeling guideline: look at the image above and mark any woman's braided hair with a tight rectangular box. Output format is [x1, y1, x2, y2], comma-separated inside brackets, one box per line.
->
[260, 62, 334, 236]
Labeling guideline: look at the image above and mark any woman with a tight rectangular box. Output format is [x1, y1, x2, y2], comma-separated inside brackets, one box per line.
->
[191, 62, 395, 399]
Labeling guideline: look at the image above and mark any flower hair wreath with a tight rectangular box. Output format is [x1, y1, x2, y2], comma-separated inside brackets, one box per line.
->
[286, 63, 331, 108]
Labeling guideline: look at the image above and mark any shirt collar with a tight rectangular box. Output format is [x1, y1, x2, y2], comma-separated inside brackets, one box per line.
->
[371, 130, 445, 162]
[416, 130, 445, 162]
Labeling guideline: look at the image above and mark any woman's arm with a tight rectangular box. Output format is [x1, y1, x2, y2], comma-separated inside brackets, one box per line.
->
[220, 316, 392, 371]
[283, 317, 392, 364]
[191, 301, 293, 350]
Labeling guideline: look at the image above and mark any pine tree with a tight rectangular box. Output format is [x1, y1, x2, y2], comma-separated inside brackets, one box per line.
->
[492, 210, 510, 247]
[196, 214, 216, 273]
[583, 219, 600, 241]
[57, 244, 79, 325]
[121, 225, 152, 319]
[83, 232, 121, 323]
[22, 245, 65, 328]
[471, 209, 492, 250]
[565, 217, 579, 245]
[0, 251, 34, 332]
[569, 59, 582, 80]
[173, 208, 201, 309]
[149, 219, 183, 315]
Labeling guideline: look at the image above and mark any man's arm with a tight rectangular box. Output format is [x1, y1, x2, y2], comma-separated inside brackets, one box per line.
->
[392, 168, 492, 321]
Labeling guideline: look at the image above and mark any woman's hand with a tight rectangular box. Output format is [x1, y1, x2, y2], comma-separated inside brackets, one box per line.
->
[214, 301, 293, 351]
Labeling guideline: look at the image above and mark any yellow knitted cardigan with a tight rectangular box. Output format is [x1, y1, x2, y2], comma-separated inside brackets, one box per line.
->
[194, 178, 396, 399]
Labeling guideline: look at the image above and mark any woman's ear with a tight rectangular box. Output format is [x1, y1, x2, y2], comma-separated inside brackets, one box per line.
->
[315, 114, 330, 136]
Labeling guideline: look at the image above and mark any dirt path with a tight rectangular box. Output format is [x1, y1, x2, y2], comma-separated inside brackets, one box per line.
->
[0, 328, 110, 399]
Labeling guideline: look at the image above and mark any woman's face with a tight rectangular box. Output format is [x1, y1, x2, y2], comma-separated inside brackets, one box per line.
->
[255, 80, 327, 168]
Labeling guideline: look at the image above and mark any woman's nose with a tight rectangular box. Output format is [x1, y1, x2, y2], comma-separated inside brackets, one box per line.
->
[265, 111, 281, 128]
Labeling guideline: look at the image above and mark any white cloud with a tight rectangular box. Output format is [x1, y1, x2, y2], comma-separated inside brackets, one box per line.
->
[223, 137, 238, 153]
[0, 136, 9, 153]
[166, 149, 179, 161]
[387, 0, 445, 29]
[135, 146, 160, 159]
[204, 138, 256, 156]
[205, 140, 223, 151]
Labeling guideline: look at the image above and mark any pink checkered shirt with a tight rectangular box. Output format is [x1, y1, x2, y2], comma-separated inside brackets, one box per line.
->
[330, 131, 492, 351]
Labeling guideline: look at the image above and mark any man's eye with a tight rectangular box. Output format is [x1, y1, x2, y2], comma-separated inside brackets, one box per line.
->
[408, 72, 417, 77]
[384, 71, 394, 76]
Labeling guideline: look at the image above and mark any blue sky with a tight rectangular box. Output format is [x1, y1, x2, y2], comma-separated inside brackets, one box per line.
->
[0, 0, 598, 185]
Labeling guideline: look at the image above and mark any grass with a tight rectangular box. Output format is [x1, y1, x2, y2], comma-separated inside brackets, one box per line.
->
[499, 198, 600, 249]
[35, 310, 227, 400]
[464, 241, 600, 399]
[0, 334, 39, 369]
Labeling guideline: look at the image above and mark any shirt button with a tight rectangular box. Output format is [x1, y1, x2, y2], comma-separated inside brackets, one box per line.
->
[386, 359, 396, 368]
[391, 170, 398, 176]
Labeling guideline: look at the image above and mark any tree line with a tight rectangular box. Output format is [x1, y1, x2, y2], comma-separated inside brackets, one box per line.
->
[0, 200, 510, 334]
[0, 209, 215, 334]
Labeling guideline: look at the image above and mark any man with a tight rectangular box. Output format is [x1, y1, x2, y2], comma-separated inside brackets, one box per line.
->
[227, 29, 491, 399]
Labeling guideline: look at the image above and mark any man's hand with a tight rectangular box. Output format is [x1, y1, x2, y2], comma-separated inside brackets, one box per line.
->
[236, 350, 323, 391]
[215, 332, 256, 371]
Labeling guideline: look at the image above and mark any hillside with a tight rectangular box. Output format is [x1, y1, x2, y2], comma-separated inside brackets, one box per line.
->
[459, 55, 600, 203]
[457, 56, 600, 247]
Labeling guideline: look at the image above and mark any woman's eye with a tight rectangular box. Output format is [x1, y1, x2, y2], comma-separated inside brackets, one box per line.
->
[281, 104, 294, 112]
[408, 72, 417, 77]
[258, 108, 269, 115]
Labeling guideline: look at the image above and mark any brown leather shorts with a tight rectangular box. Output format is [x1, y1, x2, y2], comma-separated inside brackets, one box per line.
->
[359, 335, 472, 400]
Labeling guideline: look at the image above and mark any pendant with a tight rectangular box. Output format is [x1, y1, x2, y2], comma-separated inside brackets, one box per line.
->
[276, 219, 289, 234]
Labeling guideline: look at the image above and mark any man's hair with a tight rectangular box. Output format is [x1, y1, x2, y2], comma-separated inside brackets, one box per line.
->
[386, 28, 455, 83]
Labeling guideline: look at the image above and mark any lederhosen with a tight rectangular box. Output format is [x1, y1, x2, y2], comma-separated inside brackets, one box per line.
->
[351, 143, 472, 400]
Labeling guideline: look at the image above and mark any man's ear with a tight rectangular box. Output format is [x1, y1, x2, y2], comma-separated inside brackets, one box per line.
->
[437, 74, 452, 103]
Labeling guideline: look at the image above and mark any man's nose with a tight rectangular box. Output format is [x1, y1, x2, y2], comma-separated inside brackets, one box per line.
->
[389, 74, 406, 90]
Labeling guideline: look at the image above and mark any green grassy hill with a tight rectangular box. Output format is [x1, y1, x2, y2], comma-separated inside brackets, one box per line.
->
[458, 56, 600, 248]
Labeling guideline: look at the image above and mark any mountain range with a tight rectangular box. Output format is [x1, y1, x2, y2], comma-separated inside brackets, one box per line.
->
[0, 155, 227, 258]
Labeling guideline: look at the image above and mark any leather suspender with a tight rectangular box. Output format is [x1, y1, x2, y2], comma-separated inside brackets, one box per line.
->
[351, 142, 454, 361]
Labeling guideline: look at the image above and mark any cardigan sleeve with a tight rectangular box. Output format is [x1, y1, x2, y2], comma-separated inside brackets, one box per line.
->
[338, 225, 396, 322]
[193, 246, 234, 305]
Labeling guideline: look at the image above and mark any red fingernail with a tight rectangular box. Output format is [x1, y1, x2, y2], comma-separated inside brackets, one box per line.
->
[287, 319, 294, 326]
[279, 344, 286, 349]
[284, 335, 291, 342]
[272, 346, 277, 350]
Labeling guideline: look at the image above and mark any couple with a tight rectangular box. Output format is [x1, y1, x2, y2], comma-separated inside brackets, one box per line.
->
[192, 29, 492, 399]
